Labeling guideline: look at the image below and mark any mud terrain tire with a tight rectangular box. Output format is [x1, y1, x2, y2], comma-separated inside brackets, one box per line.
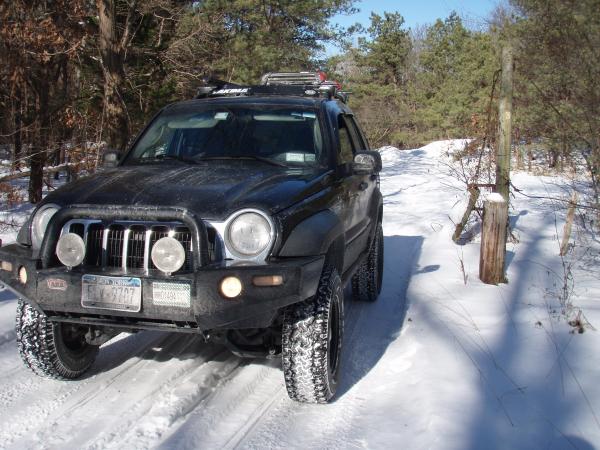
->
[352, 223, 384, 302]
[16, 300, 99, 379]
[282, 267, 344, 403]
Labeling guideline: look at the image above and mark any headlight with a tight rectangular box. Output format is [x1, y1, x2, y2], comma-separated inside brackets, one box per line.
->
[226, 211, 273, 258]
[56, 233, 86, 267]
[151, 237, 186, 273]
[31, 204, 60, 250]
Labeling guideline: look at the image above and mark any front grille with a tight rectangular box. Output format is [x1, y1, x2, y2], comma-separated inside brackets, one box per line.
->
[62, 220, 197, 272]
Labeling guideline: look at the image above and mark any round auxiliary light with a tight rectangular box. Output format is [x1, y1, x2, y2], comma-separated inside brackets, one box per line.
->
[18, 266, 28, 284]
[220, 276, 243, 299]
[226, 212, 272, 258]
[56, 233, 86, 268]
[151, 237, 186, 274]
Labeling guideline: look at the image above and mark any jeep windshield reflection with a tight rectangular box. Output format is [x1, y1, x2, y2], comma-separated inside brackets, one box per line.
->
[124, 105, 325, 167]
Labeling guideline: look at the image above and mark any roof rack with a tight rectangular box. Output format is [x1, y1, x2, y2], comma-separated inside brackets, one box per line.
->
[261, 71, 325, 86]
[195, 72, 350, 103]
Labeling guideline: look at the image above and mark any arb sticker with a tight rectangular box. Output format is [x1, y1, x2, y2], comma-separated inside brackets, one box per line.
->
[47, 278, 68, 291]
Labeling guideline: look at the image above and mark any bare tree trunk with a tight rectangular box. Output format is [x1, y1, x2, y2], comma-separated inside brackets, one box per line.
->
[29, 77, 49, 204]
[13, 86, 22, 171]
[97, 0, 130, 151]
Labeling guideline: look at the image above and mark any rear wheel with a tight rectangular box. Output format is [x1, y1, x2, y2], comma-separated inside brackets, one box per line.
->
[282, 266, 344, 403]
[16, 300, 99, 379]
[352, 223, 384, 302]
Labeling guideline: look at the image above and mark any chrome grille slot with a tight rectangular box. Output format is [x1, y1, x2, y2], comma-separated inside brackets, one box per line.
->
[86, 224, 103, 266]
[173, 227, 193, 271]
[59, 220, 208, 272]
[127, 226, 146, 269]
[107, 225, 125, 268]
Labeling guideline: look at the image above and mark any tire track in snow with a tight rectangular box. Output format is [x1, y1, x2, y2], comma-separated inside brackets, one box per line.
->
[0, 331, 171, 449]
[8, 333, 208, 450]
[227, 384, 285, 450]
[0, 330, 161, 412]
[156, 360, 285, 450]
[95, 351, 245, 450]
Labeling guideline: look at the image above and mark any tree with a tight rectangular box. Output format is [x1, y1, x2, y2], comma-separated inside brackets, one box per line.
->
[335, 12, 415, 147]
[188, 0, 358, 84]
[358, 12, 412, 87]
[96, 0, 131, 152]
[510, 0, 600, 203]
[416, 12, 497, 140]
[0, 0, 89, 203]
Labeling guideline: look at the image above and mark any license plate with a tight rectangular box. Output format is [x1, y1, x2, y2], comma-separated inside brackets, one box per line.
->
[82, 275, 142, 312]
[152, 282, 191, 308]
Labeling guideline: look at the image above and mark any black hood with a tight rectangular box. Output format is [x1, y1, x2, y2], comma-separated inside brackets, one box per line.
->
[43, 162, 331, 220]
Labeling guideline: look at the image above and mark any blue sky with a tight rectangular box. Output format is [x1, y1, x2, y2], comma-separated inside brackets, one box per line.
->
[325, 0, 498, 55]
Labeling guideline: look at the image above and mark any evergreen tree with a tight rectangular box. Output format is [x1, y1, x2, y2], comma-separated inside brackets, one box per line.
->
[511, 0, 600, 200]
[416, 13, 497, 140]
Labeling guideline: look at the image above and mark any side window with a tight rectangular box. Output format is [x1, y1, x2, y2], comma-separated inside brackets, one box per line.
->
[337, 115, 355, 164]
[347, 116, 368, 151]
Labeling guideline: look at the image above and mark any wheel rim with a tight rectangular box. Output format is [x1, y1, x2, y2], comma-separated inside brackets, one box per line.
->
[328, 296, 340, 375]
[59, 324, 89, 354]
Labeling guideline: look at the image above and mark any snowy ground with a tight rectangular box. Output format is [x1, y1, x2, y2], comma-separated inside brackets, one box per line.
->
[0, 141, 598, 449]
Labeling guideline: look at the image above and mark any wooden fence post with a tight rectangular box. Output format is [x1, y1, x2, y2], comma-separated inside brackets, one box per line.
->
[496, 44, 513, 203]
[480, 193, 508, 284]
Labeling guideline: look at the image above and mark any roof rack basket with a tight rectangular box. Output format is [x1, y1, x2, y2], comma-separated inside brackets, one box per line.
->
[195, 72, 350, 103]
[261, 72, 324, 86]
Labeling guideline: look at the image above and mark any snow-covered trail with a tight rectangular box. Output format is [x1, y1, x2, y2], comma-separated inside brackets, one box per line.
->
[0, 140, 598, 449]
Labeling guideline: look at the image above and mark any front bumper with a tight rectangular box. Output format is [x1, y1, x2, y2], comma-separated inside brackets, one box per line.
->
[0, 243, 324, 332]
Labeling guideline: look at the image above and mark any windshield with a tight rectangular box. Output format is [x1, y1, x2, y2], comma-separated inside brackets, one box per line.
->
[124, 105, 325, 167]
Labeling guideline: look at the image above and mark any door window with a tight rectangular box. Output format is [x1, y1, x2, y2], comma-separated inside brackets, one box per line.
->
[346, 116, 368, 151]
[337, 115, 355, 164]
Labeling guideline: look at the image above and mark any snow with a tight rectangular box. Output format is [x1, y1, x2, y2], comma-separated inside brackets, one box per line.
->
[485, 192, 506, 203]
[0, 140, 599, 449]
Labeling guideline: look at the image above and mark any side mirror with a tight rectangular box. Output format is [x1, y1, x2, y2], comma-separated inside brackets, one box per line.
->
[353, 151, 382, 174]
[102, 149, 122, 168]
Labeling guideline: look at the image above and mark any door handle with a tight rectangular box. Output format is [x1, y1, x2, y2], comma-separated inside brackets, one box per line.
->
[359, 182, 368, 191]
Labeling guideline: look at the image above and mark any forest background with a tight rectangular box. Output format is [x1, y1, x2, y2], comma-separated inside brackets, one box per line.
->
[0, 0, 598, 210]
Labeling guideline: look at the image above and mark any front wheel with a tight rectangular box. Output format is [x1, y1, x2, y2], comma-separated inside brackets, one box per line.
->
[16, 300, 99, 379]
[282, 266, 344, 403]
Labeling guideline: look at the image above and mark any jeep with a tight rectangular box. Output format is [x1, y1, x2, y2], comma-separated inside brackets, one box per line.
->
[0, 72, 383, 403]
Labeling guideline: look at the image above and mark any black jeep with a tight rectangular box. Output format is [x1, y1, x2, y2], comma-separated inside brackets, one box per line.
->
[0, 72, 383, 403]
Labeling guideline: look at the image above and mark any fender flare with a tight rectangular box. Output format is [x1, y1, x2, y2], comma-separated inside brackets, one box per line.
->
[278, 210, 344, 257]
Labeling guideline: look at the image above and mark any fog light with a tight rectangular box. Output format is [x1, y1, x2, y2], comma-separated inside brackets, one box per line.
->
[18, 266, 27, 284]
[252, 275, 284, 287]
[151, 237, 186, 274]
[1, 261, 13, 272]
[56, 233, 86, 268]
[220, 276, 243, 299]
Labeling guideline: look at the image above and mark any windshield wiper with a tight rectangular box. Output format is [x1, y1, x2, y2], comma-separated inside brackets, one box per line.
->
[195, 155, 288, 168]
[138, 154, 199, 164]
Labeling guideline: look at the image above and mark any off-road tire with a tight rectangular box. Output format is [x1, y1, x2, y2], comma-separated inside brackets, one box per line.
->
[282, 266, 344, 403]
[16, 300, 99, 379]
[352, 223, 384, 302]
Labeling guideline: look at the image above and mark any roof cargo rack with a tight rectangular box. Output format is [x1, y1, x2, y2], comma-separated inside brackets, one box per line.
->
[261, 71, 325, 86]
[195, 72, 350, 103]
